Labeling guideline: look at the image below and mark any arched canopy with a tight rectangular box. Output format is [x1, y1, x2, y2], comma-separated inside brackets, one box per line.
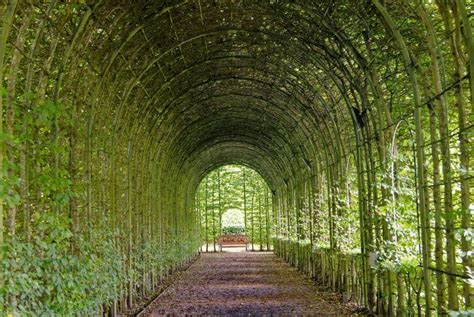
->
[0, 0, 471, 315]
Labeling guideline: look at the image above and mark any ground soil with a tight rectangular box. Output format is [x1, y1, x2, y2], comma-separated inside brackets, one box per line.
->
[140, 251, 355, 316]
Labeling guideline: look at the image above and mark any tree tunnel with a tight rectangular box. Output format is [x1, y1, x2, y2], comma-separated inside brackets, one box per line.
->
[0, 1, 472, 316]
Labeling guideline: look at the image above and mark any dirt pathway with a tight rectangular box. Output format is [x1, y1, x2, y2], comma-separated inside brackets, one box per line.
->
[141, 252, 352, 316]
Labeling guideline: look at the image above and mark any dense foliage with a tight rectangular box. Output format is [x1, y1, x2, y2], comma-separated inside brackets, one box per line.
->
[1, 213, 120, 315]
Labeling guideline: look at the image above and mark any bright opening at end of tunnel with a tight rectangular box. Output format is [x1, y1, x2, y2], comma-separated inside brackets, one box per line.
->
[195, 165, 273, 253]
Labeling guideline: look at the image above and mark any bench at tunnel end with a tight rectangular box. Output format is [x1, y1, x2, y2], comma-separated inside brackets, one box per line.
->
[217, 234, 250, 251]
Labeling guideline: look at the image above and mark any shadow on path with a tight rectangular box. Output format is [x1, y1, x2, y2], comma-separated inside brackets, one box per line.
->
[141, 252, 354, 316]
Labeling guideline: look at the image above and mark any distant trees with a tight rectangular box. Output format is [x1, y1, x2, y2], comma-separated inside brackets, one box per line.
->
[196, 165, 273, 251]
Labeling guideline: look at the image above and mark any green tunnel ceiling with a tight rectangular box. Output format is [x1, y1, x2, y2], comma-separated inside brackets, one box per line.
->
[0, 0, 472, 315]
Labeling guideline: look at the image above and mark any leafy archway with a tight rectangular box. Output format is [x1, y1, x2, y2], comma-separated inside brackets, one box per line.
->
[0, 1, 472, 315]
[195, 164, 273, 252]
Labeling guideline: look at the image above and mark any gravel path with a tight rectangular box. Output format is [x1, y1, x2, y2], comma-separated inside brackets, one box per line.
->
[141, 252, 352, 316]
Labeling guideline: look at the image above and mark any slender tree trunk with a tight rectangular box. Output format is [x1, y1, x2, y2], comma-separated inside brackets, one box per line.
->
[205, 177, 209, 253]
[450, 1, 472, 306]
[212, 176, 216, 252]
[418, 5, 449, 311]
[218, 170, 222, 237]
[127, 141, 133, 308]
[243, 170, 247, 250]
[371, 2, 432, 313]
[0, 1, 19, 293]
